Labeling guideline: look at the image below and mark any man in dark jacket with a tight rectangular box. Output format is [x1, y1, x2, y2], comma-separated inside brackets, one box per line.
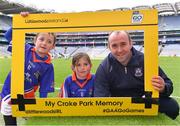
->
[94, 31, 179, 119]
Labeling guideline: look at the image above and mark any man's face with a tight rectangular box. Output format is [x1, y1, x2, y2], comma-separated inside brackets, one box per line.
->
[108, 31, 132, 65]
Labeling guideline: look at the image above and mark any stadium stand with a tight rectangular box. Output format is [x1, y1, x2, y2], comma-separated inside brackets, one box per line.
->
[113, 7, 131, 11]
[0, 0, 45, 14]
[175, 2, 180, 14]
[96, 9, 112, 12]
[160, 44, 180, 56]
[152, 3, 176, 16]
[1, 0, 180, 58]
[0, 15, 12, 30]
[132, 5, 152, 10]
[159, 15, 180, 30]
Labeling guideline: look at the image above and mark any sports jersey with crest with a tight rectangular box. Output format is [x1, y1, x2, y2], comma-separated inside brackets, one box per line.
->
[1, 28, 54, 103]
[60, 72, 94, 98]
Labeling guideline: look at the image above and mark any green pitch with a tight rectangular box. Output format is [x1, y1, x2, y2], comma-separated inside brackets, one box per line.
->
[0, 57, 180, 125]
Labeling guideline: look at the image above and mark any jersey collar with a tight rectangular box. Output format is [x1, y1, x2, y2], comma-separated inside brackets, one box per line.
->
[72, 72, 92, 81]
[31, 47, 51, 64]
[72, 72, 92, 88]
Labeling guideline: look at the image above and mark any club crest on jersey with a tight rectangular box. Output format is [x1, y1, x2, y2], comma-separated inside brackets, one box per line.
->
[135, 67, 143, 77]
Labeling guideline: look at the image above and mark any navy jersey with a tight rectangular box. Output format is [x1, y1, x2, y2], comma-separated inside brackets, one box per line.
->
[60, 72, 94, 97]
[94, 47, 173, 97]
[1, 28, 54, 101]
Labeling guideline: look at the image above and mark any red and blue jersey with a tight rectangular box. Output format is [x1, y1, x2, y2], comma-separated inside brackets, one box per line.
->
[1, 28, 55, 101]
[60, 72, 94, 98]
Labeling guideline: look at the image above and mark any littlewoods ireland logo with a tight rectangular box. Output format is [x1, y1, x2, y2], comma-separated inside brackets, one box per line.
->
[132, 14, 143, 24]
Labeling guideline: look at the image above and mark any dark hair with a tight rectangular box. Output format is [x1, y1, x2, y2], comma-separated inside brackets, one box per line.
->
[72, 52, 91, 66]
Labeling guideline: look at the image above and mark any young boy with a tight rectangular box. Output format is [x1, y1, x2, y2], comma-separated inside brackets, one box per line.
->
[60, 52, 95, 97]
[0, 27, 56, 125]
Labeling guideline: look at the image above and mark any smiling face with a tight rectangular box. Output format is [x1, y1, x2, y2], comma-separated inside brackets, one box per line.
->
[73, 57, 91, 79]
[72, 53, 92, 80]
[34, 33, 55, 57]
[108, 31, 133, 66]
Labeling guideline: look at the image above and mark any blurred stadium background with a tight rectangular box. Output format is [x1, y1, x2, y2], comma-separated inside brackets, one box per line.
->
[0, 0, 180, 125]
[1, 0, 180, 59]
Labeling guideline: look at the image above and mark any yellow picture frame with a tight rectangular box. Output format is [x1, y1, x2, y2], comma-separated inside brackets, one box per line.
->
[11, 9, 159, 116]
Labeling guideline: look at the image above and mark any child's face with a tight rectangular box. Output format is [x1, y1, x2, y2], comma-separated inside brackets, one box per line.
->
[34, 33, 55, 57]
[73, 57, 91, 80]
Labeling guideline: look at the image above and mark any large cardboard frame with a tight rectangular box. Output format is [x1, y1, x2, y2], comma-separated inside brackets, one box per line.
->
[11, 10, 159, 117]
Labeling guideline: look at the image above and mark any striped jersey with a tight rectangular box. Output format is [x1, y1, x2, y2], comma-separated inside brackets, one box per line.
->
[1, 28, 54, 101]
[60, 72, 94, 97]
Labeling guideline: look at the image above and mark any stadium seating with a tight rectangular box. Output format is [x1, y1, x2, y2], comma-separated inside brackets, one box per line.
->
[0, 45, 11, 58]
[1, 2, 180, 58]
[160, 44, 180, 56]
[0, 15, 12, 30]
[159, 15, 180, 30]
